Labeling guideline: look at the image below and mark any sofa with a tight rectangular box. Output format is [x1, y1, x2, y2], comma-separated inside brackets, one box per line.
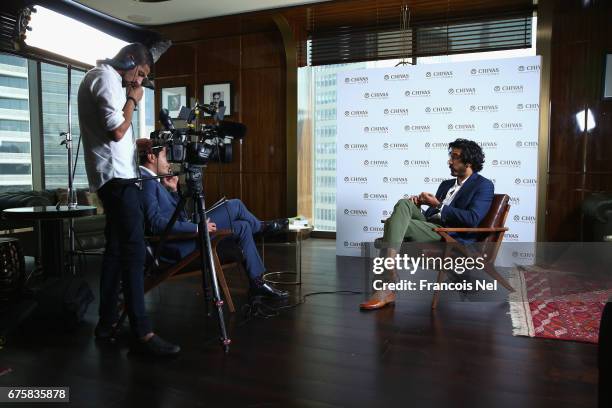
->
[582, 193, 612, 242]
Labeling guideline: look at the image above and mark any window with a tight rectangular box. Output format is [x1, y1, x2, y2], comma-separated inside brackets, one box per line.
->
[299, 17, 537, 231]
[26, 6, 128, 66]
[0, 53, 31, 193]
[41, 63, 88, 190]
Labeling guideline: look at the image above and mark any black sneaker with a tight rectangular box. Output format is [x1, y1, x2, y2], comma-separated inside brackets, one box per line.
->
[130, 334, 181, 357]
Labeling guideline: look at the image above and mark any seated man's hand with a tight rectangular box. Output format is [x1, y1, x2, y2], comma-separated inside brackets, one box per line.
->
[207, 218, 217, 233]
[406, 195, 421, 206]
[162, 175, 179, 192]
[418, 192, 440, 208]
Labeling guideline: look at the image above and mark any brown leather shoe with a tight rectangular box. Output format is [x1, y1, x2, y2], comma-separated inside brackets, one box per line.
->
[359, 290, 396, 310]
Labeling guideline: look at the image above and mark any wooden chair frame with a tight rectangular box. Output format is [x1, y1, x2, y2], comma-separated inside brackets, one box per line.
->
[430, 197, 513, 309]
[113, 229, 240, 337]
[144, 229, 239, 312]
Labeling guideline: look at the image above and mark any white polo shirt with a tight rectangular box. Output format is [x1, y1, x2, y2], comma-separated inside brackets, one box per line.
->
[78, 63, 136, 192]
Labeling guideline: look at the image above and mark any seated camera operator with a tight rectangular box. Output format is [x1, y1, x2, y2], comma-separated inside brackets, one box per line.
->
[136, 139, 289, 298]
[78, 43, 179, 357]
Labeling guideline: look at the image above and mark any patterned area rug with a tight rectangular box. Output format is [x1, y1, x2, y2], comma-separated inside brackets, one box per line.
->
[508, 265, 612, 343]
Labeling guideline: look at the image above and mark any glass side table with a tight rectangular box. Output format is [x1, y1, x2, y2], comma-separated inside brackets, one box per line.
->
[262, 225, 312, 285]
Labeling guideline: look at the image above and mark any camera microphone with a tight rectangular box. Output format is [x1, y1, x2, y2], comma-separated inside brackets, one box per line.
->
[159, 108, 175, 130]
[196, 103, 217, 116]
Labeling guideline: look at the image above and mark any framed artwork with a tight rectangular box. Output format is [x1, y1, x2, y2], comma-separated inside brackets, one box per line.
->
[604, 53, 612, 100]
[202, 82, 232, 116]
[161, 86, 187, 118]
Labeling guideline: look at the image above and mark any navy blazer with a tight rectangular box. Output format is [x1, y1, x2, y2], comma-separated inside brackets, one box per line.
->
[140, 169, 198, 259]
[423, 172, 494, 242]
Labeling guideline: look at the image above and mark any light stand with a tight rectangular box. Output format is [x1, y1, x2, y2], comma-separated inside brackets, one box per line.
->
[59, 65, 78, 275]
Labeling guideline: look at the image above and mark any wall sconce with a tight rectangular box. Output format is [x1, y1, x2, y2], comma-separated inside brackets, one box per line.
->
[575, 109, 596, 132]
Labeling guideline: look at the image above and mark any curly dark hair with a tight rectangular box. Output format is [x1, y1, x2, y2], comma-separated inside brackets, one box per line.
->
[448, 138, 485, 172]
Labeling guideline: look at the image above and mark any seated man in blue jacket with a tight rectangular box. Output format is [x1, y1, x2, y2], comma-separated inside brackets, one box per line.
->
[360, 138, 494, 310]
[136, 139, 288, 298]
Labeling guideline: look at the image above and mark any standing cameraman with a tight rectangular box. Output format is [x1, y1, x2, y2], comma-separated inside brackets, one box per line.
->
[78, 43, 179, 356]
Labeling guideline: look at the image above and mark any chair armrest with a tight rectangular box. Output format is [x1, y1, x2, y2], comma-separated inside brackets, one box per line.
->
[146, 233, 197, 242]
[147, 229, 233, 243]
[211, 229, 232, 242]
[433, 227, 508, 232]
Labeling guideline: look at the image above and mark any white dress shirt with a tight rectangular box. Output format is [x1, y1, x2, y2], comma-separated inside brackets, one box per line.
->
[429, 174, 471, 221]
[78, 63, 136, 192]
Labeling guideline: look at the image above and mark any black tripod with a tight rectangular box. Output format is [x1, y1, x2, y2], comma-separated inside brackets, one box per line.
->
[154, 163, 231, 353]
[114, 165, 231, 353]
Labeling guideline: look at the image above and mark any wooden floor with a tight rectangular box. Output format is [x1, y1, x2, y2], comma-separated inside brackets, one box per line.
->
[0, 239, 599, 408]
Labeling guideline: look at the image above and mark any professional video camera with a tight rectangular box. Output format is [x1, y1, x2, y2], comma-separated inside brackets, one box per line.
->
[150, 103, 246, 166]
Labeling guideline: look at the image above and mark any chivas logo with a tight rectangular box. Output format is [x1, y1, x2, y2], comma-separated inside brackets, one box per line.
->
[364, 126, 389, 133]
[384, 73, 410, 81]
[513, 215, 536, 223]
[448, 123, 476, 131]
[515, 178, 537, 185]
[448, 87, 476, 95]
[403, 160, 429, 167]
[384, 143, 409, 150]
[494, 85, 524, 93]
[344, 76, 369, 84]
[492, 160, 521, 167]
[404, 89, 431, 97]
[427, 70, 453, 78]
[383, 176, 409, 184]
[504, 233, 519, 241]
[425, 106, 453, 114]
[494, 122, 523, 130]
[363, 160, 389, 167]
[477, 141, 497, 149]
[363, 193, 388, 200]
[509, 196, 521, 205]
[471, 104, 498, 113]
[471, 67, 500, 75]
[404, 124, 430, 132]
[384, 108, 409, 115]
[518, 65, 540, 72]
[516, 141, 538, 148]
[345, 110, 368, 117]
[344, 144, 368, 150]
[517, 103, 539, 111]
[344, 176, 368, 184]
[424, 142, 447, 149]
[344, 209, 368, 216]
[364, 91, 388, 99]
[363, 225, 385, 233]
[344, 241, 366, 247]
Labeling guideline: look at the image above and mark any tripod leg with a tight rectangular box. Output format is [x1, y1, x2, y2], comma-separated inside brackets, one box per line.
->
[195, 194, 231, 353]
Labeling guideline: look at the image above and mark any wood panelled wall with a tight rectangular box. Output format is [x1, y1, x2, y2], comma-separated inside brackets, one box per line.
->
[150, 0, 612, 238]
[153, 16, 287, 220]
[545, 0, 612, 240]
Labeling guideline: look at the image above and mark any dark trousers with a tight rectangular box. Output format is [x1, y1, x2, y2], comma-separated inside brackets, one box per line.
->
[208, 199, 265, 280]
[97, 181, 151, 338]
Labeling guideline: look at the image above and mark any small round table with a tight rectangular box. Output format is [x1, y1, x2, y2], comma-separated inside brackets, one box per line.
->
[262, 225, 312, 285]
[2, 206, 97, 277]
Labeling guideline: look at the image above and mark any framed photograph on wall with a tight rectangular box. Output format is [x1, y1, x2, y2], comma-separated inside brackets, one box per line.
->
[202, 82, 232, 116]
[161, 86, 187, 118]
[604, 53, 612, 100]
